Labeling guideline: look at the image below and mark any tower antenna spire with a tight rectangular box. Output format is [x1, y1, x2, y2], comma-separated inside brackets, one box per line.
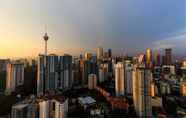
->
[45, 25, 47, 33]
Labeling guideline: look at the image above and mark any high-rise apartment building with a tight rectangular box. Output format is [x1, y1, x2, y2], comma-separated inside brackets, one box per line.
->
[6, 62, 24, 94]
[11, 97, 68, 118]
[98, 63, 109, 83]
[181, 60, 186, 76]
[97, 47, 103, 60]
[37, 54, 73, 95]
[47, 54, 59, 90]
[115, 62, 125, 97]
[59, 54, 73, 89]
[124, 60, 133, 95]
[88, 74, 97, 90]
[133, 64, 152, 118]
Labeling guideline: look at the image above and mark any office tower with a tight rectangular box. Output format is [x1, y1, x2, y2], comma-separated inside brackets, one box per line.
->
[11, 103, 29, 118]
[146, 48, 152, 64]
[146, 48, 152, 66]
[37, 54, 59, 95]
[108, 49, 112, 58]
[181, 60, 186, 76]
[124, 60, 133, 95]
[99, 63, 109, 83]
[37, 53, 73, 94]
[162, 55, 166, 65]
[133, 64, 152, 118]
[180, 81, 186, 96]
[97, 47, 103, 60]
[84, 52, 92, 60]
[59, 54, 73, 89]
[154, 49, 160, 66]
[46, 54, 58, 90]
[115, 62, 125, 96]
[99, 68, 104, 83]
[82, 60, 93, 85]
[88, 74, 97, 90]
[37, 54, 57, 95]
[37, 55, 45, 95]
[39, 100, 49, 118]
[6, 62, 24, 94]
[165, 48, 172, 65]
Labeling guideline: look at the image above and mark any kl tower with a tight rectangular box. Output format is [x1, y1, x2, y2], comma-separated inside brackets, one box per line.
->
[43, 32, 49, 56]
[43, 31, 49, 94]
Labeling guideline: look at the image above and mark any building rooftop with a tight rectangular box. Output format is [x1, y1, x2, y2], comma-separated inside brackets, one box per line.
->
[12, 103, 28, 109]
[78, 96, 96, 106]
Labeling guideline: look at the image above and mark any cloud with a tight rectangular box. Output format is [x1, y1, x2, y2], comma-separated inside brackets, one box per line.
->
[152, 29, 186, 52]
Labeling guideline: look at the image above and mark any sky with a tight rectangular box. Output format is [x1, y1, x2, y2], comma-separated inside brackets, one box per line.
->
[1, 0, 186, 58]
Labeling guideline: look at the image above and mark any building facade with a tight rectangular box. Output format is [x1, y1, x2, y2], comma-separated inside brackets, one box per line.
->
[115, 62, 125, 97]
[133, 65, 152, 118]
[6, 62, 24, 94]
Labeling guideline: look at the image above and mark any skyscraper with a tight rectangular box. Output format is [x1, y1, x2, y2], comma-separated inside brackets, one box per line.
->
[37, 32, 50, 95]
[37, 55, 45, 95]
[154, 49, 160, 66]
[108, 49, 112, 58]
[46, 54, 58, 90]
[133, 64, 152, 118]
[84, 52, 92, 60]
[146, 48, 152, 67]
[115, 62, 125, 97]
[43, 32, 49, 56]
[124, 60, 133, 95]
[181, 60, 186, 76]
[37, 54, 59, 95]
[88, 74, 97, 90]
[6, 62, 24, 94]
[59, 54, 73, 89]
[37, 54, 73, 95]
[165, 48, 172, 65]
[98, 63, 109, 83]
[97, 47, 103, 60]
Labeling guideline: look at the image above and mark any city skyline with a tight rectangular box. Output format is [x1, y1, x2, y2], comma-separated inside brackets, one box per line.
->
[1, 0, 186, 58]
